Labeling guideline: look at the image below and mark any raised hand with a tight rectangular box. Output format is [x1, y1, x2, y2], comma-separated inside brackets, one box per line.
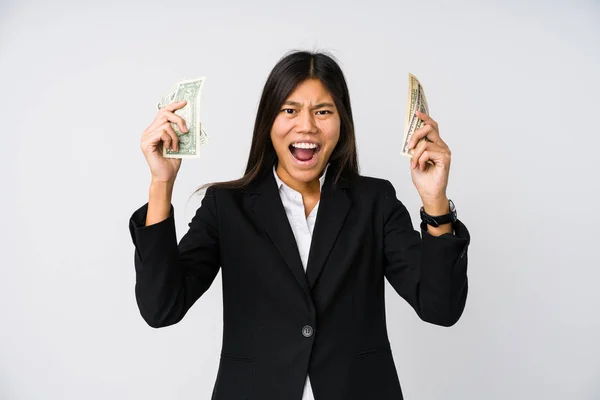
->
[406, 110, 451, 204]
[140, 100, 189, 184]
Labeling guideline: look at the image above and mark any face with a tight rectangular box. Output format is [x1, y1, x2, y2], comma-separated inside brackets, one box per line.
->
[270, 78, 341, 186]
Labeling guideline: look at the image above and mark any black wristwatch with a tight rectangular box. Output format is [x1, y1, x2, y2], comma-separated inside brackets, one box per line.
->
[420, 199, 457, 227]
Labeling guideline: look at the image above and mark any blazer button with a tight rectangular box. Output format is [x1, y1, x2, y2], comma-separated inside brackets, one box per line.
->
[302, 325, 313, 338]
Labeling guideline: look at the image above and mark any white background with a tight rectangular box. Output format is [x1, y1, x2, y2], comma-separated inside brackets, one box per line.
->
[1, 0, 599, 398]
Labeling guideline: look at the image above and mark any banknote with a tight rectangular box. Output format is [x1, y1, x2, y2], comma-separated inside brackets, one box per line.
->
[157, 77, 207, 159]
[157, 83, 179, 111]
[402, 73, 429, 158]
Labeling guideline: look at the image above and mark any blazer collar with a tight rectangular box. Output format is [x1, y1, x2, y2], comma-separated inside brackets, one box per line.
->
[246, 161, 353, 296]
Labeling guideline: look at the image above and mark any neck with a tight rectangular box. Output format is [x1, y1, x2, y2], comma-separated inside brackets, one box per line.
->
[276, 164, 323, 198]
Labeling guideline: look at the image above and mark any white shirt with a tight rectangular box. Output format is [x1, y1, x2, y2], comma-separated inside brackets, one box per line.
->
[272, 163, 329, 400]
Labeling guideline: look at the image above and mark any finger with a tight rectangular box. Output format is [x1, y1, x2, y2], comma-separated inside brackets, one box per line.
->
[160, 122, 179, 151]
[160, 130, 175, 151]
[410, 135, 431, 169]
[415, 110, 439, 131]
[416, 148, 449, 171]
[148, 128, 173, 151]
[421, 146, 451, 171]
[408, 124, 438, 150]
[143, 124, 175, 149]
[146, 127, 175, 151]
[143, 117, 183, 140]
[163, 100, 187, 112]
[157, 110, 188, 133]
[410, 139, 445, 169]
[417, 150, 434, 171]
[142, 128, 171, 152]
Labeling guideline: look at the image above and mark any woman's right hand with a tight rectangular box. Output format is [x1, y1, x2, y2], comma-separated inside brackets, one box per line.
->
[140, 100, 189, 184]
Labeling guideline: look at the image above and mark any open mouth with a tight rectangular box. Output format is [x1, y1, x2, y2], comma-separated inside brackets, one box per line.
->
[289, 143, 321, 163]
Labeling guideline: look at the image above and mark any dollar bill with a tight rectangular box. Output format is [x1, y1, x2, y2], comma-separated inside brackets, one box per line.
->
[402, 73, 429, 158]
[157, 83, 179, 110]
[157, 77, 207, 159]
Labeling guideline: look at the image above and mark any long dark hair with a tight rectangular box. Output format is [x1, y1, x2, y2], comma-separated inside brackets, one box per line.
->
[193, 50, 359, 195]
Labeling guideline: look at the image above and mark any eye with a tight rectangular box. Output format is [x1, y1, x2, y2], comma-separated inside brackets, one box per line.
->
[316, 110, 332, 115]
[282, 108, 296, 114]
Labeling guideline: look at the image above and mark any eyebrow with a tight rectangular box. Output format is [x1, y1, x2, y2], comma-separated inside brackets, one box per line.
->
[283, 101, 335, 109]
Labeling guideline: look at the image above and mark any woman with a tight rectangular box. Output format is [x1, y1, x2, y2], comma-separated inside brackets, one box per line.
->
[129, 51, 470, 400]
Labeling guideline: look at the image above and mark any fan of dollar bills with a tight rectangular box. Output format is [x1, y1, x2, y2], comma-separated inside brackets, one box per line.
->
[402, 73, 429, 158]
[157, 77, 208, 159]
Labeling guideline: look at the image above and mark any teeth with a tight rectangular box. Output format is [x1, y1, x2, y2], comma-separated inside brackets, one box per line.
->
[292, 142, 318, 149]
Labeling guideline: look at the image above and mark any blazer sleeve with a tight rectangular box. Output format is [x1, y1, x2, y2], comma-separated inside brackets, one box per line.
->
[382, 180, 470, 327]
[128, 186, 220, 328]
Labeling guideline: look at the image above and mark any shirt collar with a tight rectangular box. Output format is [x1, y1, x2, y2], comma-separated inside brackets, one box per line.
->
[273, 162, 330, 191]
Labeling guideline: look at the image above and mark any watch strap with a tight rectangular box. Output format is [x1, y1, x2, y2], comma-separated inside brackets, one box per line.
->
[420, 200, 457, 227]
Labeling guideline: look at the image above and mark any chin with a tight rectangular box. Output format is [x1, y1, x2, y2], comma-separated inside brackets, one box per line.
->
[277, 149, 327, 182]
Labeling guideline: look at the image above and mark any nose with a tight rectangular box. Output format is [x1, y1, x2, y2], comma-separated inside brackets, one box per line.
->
[296, 109, 317, 134]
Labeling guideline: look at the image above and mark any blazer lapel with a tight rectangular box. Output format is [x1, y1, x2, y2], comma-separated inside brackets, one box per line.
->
[306, 168, 352, 290]
[248, 170, 310, 296]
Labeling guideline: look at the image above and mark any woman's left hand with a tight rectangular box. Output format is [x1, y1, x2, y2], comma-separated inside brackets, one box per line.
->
[407, 111, 451, 204]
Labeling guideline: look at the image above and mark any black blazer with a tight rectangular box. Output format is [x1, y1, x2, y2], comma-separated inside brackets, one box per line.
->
[128, 165, 470, 400]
